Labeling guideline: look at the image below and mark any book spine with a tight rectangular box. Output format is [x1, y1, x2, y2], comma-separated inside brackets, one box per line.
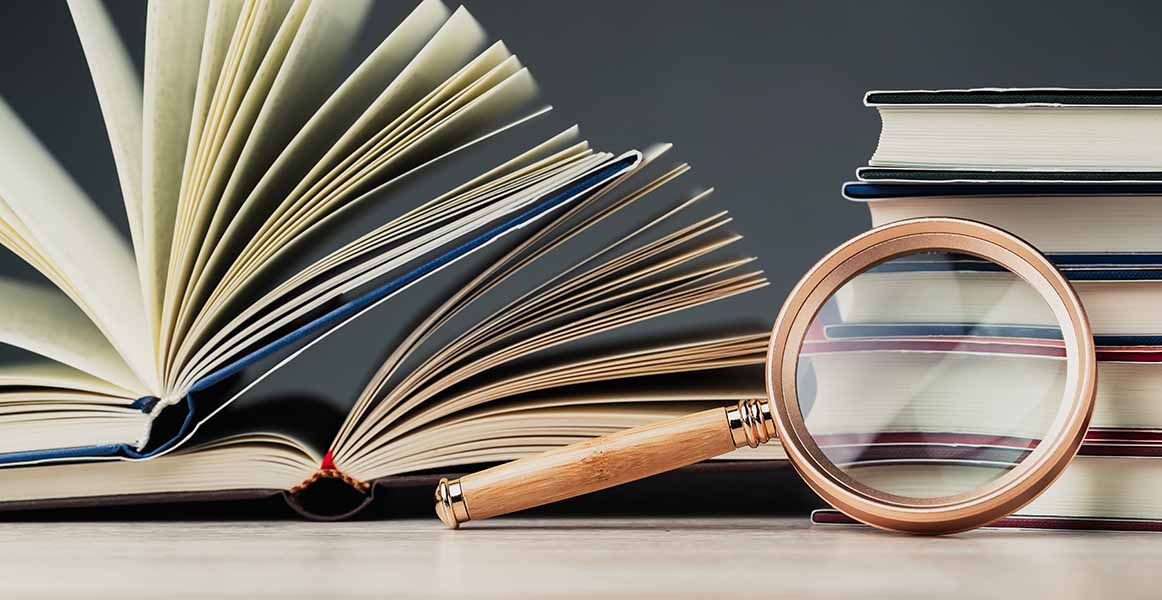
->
[283, 452, 375, 521]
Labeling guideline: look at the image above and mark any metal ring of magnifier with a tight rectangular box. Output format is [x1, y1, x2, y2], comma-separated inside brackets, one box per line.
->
[767, 217, 1097, 534]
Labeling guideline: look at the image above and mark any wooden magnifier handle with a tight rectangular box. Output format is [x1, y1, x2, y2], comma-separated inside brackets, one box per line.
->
[435, 398, 776, 527]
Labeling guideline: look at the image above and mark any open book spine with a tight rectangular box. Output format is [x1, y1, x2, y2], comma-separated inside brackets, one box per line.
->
[282, 449, 375, 521]
[0, 153, 641, 468]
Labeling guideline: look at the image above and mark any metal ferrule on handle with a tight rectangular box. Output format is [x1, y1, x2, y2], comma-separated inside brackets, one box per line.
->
[435, 398, 776, 528]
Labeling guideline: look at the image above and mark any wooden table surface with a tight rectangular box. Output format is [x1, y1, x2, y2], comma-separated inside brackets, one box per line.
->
[0, 517, 1155, 599]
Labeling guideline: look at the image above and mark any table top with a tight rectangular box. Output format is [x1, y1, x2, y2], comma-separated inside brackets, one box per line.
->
[1, 517, 1156, 599]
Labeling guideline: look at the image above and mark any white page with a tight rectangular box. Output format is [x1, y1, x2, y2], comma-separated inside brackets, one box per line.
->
[161, 0, 296, 366]
[228, 5, 489, 267]
[0, 99, 156, 393]
[0, 360, 134, 399]
[173, 108, 560, 383]
[0, 278, 142, 394]
[164, 0, 312, 355]
[66, 0, 146, 266]
[0, 198, 74, 291]
[214, 66, 539, 315]
[141, 0, 211, 357]
[179, 0, 453, 341]
[176, 153, 609, 385]
[174, 0, 373, 355]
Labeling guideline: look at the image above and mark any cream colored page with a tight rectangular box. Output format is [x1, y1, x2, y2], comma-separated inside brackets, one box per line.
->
[175, 0, 452, 355]
[236, 5, 488, 256]
[176, 0, 374, 349]
[331, 131, 588, 448]
[180, 0, 247, 211]
[0, 360, 133, 399]
[217, 68, 540, 310]
[165, 0, 310, 353]
[66, 0, 145, 262]
[190, 5, 487, 311]
[189, 0, 452, 307]
[161, 0, 294, 362]
[141, 0, 211, 354]
[0, 99, 155, 393]
[0, 278, 142, 393]
[178, 106, 554, 370]
[163, 0, 263, 353]
[0, 198, 75, 293]
[175, 152, 605, 386]
[149, 0, 244, 376]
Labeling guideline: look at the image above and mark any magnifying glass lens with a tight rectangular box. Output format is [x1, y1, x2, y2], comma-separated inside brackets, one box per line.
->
[797, 251, 1066, 499]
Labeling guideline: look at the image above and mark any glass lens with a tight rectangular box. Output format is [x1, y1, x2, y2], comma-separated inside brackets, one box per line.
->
[795, 251, 1067, 499]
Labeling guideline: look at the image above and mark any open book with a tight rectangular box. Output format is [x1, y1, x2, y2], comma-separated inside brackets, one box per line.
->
[0, 1, 776, 518]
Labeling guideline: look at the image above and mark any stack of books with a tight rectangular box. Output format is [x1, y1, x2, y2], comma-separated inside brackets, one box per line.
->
[814, 89, 1162, 531]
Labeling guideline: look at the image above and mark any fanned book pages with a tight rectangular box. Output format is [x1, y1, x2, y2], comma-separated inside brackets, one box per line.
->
[0, 1, 778, 518]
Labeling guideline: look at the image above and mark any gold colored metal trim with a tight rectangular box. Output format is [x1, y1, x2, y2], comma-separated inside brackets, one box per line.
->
[435, 478, 471, 529]
[766, 217, 1096, 535]
[727, 398, 777, 449]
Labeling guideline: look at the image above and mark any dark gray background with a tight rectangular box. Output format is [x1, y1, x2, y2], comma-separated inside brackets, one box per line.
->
[1, 1, 1160, 409]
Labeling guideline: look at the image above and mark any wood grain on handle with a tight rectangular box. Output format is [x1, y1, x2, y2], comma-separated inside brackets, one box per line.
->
[437, 407, 736, 525]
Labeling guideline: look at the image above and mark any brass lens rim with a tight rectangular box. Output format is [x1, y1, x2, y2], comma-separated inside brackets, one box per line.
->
[767, 218, 1096, 534]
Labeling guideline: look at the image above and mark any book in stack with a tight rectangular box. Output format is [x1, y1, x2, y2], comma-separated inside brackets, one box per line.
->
[813, 88, 1162, 531]
[0, 1, 777, 519]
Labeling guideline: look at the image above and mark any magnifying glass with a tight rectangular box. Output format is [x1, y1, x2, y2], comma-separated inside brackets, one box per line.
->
[434, 218, 1096, 534]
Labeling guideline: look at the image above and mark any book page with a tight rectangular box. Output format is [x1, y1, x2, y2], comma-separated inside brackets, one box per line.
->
[66, 0, 145, 271]
[160, 0, 296, 370]
[0, 360, 134, 399]
[0, 277, 142, 394]
[344, 155, 681, 423]
[141, 0, 211, 356]
[330, 128, 588, 447]
[170, 150, 623, 389]
[171, 10, 546, 380]
[169, 0, 373, 366]
[330, 161, 769, 465]
[179, 0, 453, 338]
[374, 334, 768, 445]
[0, 99, 155, 393]
[194, 6, 492, 319]
[202, 93, 548, 345]
[331, 143, 675, 450]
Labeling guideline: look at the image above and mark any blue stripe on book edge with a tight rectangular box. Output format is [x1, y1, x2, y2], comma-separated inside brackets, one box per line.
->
[0, 444, 125, 466]
[0, 393, 197, 466]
